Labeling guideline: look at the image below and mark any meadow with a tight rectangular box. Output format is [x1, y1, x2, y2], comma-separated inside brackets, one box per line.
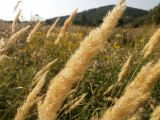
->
[0, 0, 160, 120]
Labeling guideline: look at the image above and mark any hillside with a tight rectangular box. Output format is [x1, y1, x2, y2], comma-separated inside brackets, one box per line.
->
[145, 3, 160, 25]
[45, 5, 148, 27]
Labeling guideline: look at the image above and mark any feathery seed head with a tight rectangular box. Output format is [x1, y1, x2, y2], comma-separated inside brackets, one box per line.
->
[102, 60, 160, 120]
[26, 21, 42, 43]
[32, 58, 58, 86]
[8, 25, 31, 46]
[12, 9, 22, 34]
[13, 1, 22, 12]
[14, 71, 48, 120]
[150, 106, 160, 120]
[142, 28, 160, 59]
[55, 8, 78, 45]
[46, 18, 60, 38]
[38, 1, 125, 120]
[117, 54, 132, 83]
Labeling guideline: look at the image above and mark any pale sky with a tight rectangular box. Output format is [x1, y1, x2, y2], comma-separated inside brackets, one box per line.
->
[0, 0, 159, 21]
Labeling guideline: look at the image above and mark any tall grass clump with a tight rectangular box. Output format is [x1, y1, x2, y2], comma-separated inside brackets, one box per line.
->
[37, 1, 126, 120]
[103, 54, 132, 96]
[102, 60, 160, 120]
[14, 71, 48, 120]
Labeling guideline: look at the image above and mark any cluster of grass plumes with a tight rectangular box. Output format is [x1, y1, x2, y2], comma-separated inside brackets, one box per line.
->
[0, 0, 160, 120]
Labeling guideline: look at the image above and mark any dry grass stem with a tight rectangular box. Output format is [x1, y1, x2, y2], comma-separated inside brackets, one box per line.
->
[64, 93, 87, 114]
[105, 97, 118, 104]
[103, 85, 114, 95]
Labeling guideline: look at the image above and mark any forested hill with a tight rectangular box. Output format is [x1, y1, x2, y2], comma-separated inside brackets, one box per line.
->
[145, 4, 160, 25]
[45, 5, 148, 27]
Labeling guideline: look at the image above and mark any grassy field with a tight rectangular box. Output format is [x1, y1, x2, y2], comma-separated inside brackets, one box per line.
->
[0, 23, 159, 120]
[0, 1, 160, 120]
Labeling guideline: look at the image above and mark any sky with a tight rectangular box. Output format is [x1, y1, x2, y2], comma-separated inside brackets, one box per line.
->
[0, 0, 159, 21]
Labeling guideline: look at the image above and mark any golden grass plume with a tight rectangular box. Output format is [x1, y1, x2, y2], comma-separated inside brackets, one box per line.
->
[142, 28, 160, 59]
[38, 1, 125, 120]
[26, 21, 42, 43]
[13, 1, 22, 12]
[102, 60, 160, 120]
[31, 58, 58, 86]
[150, 106, 160, 120]
[55, 8, 78, 45]
[14, 71, 48, 120]
[46, 18, 60, 38]
[117, 54, 132, 83]
[12, 9, 22, 34]
[7, 25, 30, 47]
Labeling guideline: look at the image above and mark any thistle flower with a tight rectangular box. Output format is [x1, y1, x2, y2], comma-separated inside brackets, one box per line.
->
[38, 1, 125, 120]
[12, 9, 21, 34]
[14, 71, 48, 120]
[142, 28, 160, 59]
[26, 21, 42, 43]
[102, 60, 160, 120]
[46, 18, 60, 38]
[150, 106, 160, 120]
[55, 8, 78, 45]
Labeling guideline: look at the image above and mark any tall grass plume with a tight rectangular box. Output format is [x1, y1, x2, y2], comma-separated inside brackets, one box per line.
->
[38, 1, 125, 120]
[55, 8, 78, 45]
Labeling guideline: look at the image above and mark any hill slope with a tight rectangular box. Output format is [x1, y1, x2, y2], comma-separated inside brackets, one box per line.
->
[45, 5, 148, 27]
[145, 3, 160, 25]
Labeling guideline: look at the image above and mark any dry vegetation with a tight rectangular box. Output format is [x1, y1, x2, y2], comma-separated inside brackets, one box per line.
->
[0, 0, 160, 120]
